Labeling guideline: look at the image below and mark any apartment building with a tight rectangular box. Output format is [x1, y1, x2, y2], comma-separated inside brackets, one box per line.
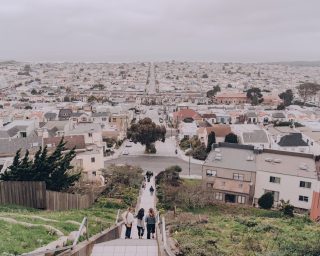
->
[202, 143, 320, 212]
[202, 144, 256, 205]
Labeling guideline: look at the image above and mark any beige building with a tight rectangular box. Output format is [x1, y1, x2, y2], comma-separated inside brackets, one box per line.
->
[202, 144, 256, 205]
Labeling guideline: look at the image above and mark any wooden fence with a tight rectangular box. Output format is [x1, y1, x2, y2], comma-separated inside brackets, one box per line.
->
[0, 181, 46, 209]
[0, 181, 96, 211]
[46, 190, 95, 211]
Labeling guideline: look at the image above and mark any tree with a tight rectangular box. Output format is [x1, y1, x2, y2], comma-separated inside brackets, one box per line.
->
[279, 89, 293, 106]
[206, 131, 216, 153]
[224, 133, 238, 144]
[24, 105, 32, 110]
[246, 87, 263, 105]
[63, 96, 70, 102]
[277, 104, 285, 110]
[297, 83, 320, 104]
[279, 199, 294, 217]
[206, 85, 221, 98]
[127, 117, 166, 153]
[31, 89, 38, 95]
[192, 145, 208, 160]
[87, 95, 97, 103]
[0, 138, 80, 191]
[258, 192, 274, 209]
[156, 165, 182, 187]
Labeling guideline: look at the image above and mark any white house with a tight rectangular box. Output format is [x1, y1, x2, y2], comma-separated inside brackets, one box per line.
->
[178, 121, 198, 140]
[66, 123, 105, 148]
[255, 150, 318, 210]
[75, 145, 104, 184]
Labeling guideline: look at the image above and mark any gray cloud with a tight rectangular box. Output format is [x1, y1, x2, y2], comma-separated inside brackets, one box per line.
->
[0, 0, 319, 62]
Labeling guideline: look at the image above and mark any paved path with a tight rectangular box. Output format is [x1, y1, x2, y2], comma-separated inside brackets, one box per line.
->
[91, 177, 158, 256]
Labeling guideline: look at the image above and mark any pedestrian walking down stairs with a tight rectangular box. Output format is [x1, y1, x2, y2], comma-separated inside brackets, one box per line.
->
[91, 176, 158, 256]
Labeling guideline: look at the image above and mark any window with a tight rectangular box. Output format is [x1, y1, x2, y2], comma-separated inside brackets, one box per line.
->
[215, 192, 223, 201]
[239, 184, 243, 188]
[91, 157, 95, 163]
[112, 118, 116, 122]
[102, 117, 107, 121]
[206, 169, 216, 177]
[269, 176, 281, 184]
[299, 195, 308, 202]
[237, 196, 246, 204]
[206, 183, 214, 188]
[233, 173, 244, 181]
[300, 181, 311, 189]
[20, 132, 27, 138]
[92, 171, 96, 176]
[265, 190, 280, 202]
[88, 133, 92, 137]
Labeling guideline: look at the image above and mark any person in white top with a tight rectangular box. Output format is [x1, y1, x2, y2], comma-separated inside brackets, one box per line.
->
[124, 207, 134, 239]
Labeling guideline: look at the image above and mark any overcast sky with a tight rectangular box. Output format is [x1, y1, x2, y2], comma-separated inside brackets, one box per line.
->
[1, 0, 320, 62]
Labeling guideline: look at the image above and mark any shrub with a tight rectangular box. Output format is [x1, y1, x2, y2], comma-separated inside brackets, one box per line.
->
[192, 145, 208, 160]
[279, 199, 294, 217]
[258, 192, 274, 209]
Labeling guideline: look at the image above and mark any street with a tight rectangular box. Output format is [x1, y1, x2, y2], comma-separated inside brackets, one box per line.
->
[105, 155, 203, 176]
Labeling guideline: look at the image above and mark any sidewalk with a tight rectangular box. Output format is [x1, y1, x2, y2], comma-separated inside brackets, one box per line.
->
[174, 139, 205, 165]
[104, 141, 127, 161]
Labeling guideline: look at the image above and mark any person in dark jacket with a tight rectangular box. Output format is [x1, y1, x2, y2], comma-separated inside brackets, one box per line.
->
[145, 208, 156, 239]
[136, 208, 145, 239]
[149, 185, 154, 195]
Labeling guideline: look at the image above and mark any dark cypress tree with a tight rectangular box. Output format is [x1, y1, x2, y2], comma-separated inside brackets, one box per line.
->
[48, 147, 80, 191]
[31, 146, 48, 181]
[206, 131, 216, 153]
[1, 138, 80, 191]
[0, 149, 21, 180]
[18, 150, 33, 181]
[224, 133, 239, 144]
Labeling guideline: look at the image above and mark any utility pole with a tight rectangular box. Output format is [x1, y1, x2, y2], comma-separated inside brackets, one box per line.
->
[189, 142, 192, 177]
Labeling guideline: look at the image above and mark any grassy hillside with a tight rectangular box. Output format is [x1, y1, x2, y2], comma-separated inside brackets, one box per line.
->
[0, 203, 118, 255]
[166, 205, 320, 256]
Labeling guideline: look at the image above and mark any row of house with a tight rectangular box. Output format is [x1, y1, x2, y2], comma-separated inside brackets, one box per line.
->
[202, 143, 320, 219]
[0, 108, 133, 185]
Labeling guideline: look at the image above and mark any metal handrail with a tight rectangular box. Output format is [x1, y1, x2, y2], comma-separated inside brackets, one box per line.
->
[155, 215, 175, 256]
[115, 209, 121, 224]
[72, 217, 88, 246]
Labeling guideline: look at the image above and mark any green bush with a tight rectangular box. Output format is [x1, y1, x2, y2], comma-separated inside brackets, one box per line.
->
[192, 145, 208, 160]
[96, 197, 126, 209]
[258, 192, 274, 209]
[279, 199, 294, 217]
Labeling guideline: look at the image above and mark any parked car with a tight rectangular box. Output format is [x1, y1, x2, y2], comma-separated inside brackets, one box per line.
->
[125, 143, 132, 147]
[123, 150, 129, 155]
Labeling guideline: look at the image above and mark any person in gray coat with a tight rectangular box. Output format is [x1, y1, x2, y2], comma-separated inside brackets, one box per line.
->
[145, 208, 156, 239]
